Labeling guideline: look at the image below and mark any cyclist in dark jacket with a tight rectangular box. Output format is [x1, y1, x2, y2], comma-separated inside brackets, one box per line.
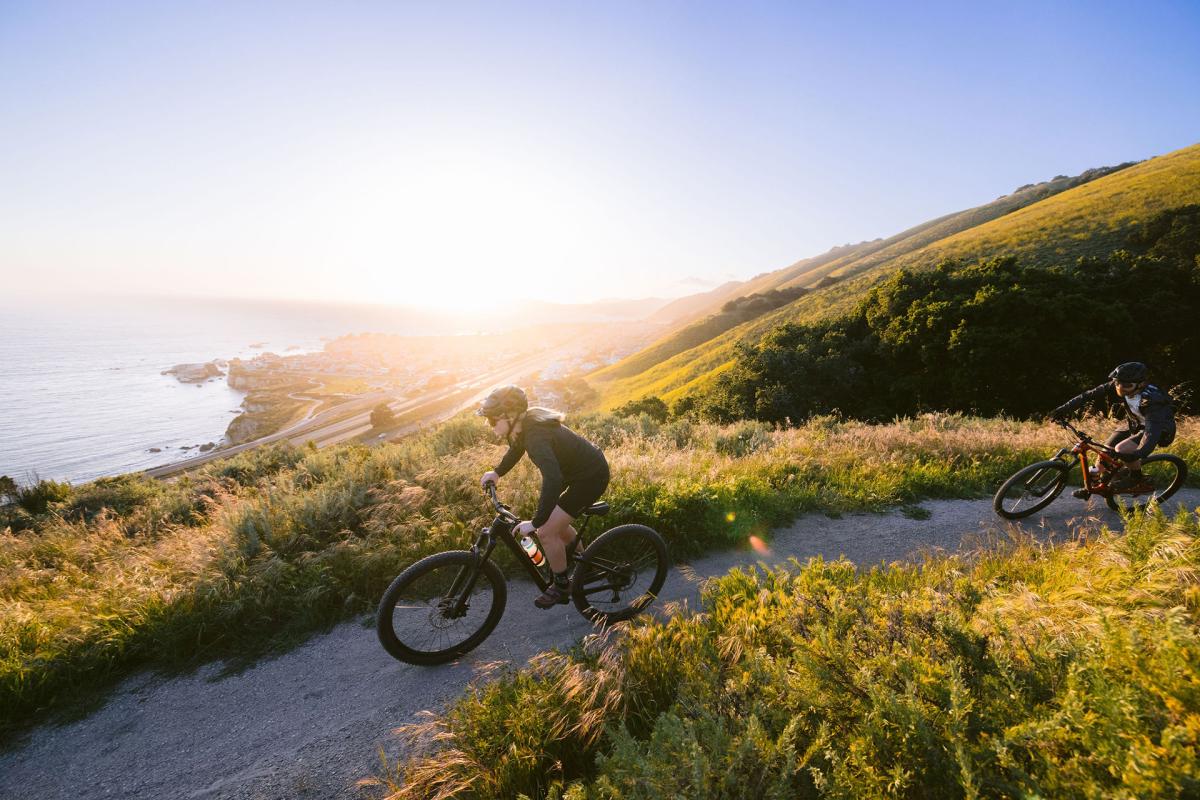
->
[1051, 362, 1176, 490]
[477, 385, 610, 609]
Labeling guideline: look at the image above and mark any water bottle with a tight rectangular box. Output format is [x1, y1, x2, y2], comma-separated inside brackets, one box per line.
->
[520, 535, 545, 567]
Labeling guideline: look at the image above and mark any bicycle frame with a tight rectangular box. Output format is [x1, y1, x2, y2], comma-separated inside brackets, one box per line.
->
[1055, 421, 1125, 496]
[447, 486, 596, 614]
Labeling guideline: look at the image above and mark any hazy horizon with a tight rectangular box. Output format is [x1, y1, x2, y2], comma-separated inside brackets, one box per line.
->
[3, 1, 1199, 307]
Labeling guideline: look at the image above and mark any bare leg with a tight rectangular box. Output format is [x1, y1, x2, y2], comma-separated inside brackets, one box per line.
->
[536, 506, 578, 574]
[1115, 438, 1142, 472]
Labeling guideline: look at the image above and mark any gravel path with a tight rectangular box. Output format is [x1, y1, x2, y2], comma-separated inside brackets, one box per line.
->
[3, 489, 1197, 800]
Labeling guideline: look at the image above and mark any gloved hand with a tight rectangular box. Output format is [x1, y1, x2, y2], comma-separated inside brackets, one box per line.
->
[515, 520, 536, 537]
[1048, 407, 1068, 423]
[480, 470, 500, 489]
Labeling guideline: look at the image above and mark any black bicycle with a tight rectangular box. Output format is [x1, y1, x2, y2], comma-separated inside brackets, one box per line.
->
[994, 420, 1187, 519]
[376, 484, 670, 665]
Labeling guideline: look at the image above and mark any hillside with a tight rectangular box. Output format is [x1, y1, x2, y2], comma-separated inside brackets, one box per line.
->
[645, 242, 874, 330]
[595, 142, 1200, 410]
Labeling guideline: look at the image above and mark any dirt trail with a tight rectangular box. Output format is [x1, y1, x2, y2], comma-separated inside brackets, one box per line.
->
[3, 490, 1197, 800]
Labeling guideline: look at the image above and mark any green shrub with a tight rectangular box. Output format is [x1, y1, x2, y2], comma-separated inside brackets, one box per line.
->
[60, 474, 162, 522]
[712, 420, 774, 457]
[658, 418, 696, 448]
[205, 442, 308, 485]
[613, 397, 670, 423]
[573, 413, 661, 449]
[16, 478, 72, 515]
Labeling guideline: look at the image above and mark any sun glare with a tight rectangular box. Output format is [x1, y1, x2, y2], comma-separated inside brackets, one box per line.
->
[313, 147, 596, 310]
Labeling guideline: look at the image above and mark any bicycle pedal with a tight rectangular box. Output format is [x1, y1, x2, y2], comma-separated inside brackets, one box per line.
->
[1071, 488, 1091, 500]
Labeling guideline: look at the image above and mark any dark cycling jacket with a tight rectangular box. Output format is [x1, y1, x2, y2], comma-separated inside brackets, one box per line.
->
[1053, 382, 1176, 460]
[495, 420, 608, 527]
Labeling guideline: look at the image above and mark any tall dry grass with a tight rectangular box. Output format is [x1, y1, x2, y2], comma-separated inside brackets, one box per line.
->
[2, 413, 1196, 739]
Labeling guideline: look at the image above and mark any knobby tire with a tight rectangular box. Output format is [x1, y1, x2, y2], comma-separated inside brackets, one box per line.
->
[572, 524, 669, 624]
[993, 460, 1070, 520]
[376, 550, 507, 666]
[1105, 453, 1188, 513]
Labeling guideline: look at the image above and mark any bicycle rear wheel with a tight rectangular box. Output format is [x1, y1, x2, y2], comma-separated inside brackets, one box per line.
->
[1105, 454, 1187, 513]
[993, 460, 1070, 519]
[572, 524, 669, 624]
[376, 550, 507, 665]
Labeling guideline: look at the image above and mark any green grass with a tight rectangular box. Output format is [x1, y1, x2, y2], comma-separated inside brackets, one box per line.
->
[596, 143, 1200, 410]
[378, 506, 1200, 799]
[2, 413, 1197, 741]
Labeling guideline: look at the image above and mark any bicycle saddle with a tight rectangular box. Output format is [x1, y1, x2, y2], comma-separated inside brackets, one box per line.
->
[582, 502, 610, 516]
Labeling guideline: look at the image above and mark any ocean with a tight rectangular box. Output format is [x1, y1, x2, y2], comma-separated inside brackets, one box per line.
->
[0, 295, 431, 485]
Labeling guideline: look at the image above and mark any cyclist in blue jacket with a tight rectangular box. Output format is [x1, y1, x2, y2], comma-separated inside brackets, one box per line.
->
[477, 385, 610, 609]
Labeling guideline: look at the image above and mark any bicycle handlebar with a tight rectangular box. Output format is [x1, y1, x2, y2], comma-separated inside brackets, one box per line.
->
[1055, 419, 1117, 455]
[483, 482, 520, 523]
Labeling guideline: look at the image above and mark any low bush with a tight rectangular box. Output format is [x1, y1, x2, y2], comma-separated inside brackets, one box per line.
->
[16, 479, 72, 516]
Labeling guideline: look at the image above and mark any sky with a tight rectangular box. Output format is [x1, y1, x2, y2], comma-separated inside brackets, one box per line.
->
[2, 0, 1198, 309]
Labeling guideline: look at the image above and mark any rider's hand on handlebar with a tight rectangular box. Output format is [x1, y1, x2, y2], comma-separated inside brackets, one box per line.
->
[480, 471, 500, 490]
[515, 520, 536, 537]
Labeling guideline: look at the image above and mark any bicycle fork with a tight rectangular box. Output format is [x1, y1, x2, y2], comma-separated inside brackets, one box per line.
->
[445, 529, 499, 617]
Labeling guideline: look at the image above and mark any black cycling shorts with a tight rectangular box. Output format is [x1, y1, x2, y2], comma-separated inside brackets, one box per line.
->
[1107, 422, 1176, 458]
[556, 464, 610, 519]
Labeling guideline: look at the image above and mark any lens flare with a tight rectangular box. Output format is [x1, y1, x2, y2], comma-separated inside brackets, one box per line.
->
[748, 535, 771, 555]
[726, 511, 737, 522]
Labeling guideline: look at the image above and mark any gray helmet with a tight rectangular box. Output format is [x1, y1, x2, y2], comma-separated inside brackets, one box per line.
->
[477, 385, 527, 419]
[1109, 362, 1149, 385]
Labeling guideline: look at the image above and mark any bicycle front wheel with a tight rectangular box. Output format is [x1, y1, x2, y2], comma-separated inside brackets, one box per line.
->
[1105, 453, 1188, 513]
[572, 524, 669, 624]
[376, 550, 507, 665]
[993, 460, 1070, 520]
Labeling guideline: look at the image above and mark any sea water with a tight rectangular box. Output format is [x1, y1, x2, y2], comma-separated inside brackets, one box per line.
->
[0, 295, 425, 485]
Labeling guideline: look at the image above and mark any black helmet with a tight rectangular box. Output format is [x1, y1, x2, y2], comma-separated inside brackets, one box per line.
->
[1109, 362, 1149, 385]
[477, 385, 527, 419]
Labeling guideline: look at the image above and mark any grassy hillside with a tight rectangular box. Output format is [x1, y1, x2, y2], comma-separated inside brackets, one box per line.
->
[645, 242, 872, 330]
[771, 162, 1143, 291]
[597, 245, 877, 384]
[596, 143, 1200, 410]
[7, 414, 1197, 737]
[381, 506, 1200, 799]
[699, 206, 1200, 422]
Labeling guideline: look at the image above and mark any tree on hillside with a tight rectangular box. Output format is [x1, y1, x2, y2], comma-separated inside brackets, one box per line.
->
[614, 396, 670, 423]
[370, 403, 397, 429]
[540, 375, 597, 412]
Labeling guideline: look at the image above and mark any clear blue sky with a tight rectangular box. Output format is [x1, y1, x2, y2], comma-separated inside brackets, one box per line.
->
[2, 0, 1198, 307]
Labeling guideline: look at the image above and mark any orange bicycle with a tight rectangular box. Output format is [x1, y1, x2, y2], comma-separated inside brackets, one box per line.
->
[994, 420, 1187, 519]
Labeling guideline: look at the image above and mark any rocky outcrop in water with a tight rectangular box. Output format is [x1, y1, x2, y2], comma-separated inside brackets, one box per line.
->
[163, 361, 226, 383]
